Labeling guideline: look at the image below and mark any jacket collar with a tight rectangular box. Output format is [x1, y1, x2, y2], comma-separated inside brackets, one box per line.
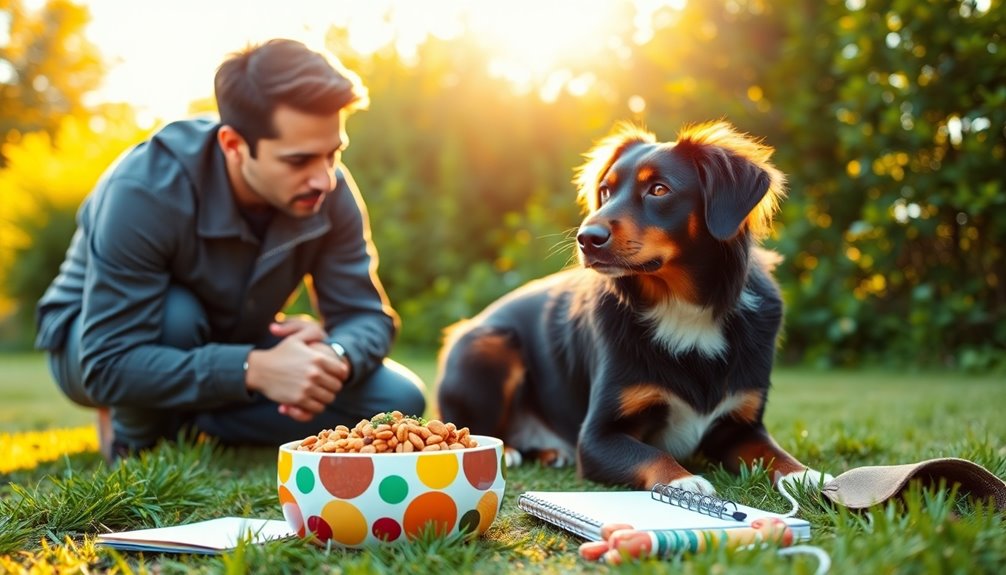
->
[196, 142, 252, 241]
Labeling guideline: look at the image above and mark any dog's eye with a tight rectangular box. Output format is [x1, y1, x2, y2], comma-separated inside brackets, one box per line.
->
[598, 185, 611, 204]
[650, 184, 671, 197]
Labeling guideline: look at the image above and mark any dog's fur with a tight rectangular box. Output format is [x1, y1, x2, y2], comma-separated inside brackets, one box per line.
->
[436, 121, 827, 493]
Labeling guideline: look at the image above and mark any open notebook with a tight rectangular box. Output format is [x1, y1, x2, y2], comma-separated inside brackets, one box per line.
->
[96, 517, 295, 554]
[519, 485, 811, 542]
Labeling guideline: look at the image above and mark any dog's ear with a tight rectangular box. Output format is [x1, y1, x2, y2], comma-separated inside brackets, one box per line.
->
[675, 122, 784, 242]
[696, 149, 771, 241]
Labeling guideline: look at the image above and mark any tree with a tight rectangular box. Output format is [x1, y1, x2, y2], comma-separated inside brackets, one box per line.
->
[0, 106, 150, 347]
[764, 0, 1006, 369]
[0, 0, 103, 165]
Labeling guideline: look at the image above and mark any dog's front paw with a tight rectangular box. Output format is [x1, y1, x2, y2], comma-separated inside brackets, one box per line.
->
[668, 474, 717, 495]
[537, 449, 574, 468]
[503, 447, 523, 467]
[776, 468, 834, 492]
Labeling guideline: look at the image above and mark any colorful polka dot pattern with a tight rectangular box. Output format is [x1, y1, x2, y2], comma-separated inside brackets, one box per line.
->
[277, 435, 505, 548]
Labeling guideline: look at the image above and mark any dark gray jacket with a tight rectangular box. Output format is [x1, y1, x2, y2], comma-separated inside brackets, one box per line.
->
[36, 118, 398, 409]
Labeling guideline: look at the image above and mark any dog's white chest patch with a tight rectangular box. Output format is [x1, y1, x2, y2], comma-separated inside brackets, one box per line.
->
[654, 394, 745, 459]
[641, 298, 726, 358]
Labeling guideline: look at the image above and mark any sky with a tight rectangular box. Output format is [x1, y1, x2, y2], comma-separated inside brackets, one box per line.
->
[81, 0, 348, 124]
[71, 0, 680, 126]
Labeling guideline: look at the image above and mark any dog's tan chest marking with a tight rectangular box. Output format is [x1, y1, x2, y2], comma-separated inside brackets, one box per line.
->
[654, 390, 763, 459]
[730, 390, 765, 424]
[618, 386, 765, 459]
[618, 384, 667, 418]
[641, 297, 727, 358]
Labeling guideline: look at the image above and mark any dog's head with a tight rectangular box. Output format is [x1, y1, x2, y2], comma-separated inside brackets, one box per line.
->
[572, 121, 786, 307]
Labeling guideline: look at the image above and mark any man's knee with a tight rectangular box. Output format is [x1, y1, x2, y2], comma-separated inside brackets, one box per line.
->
[161, 285, 209, 350]
[50, 284, 208, 409]
[48, 340, 97, 408]
[369, 359, 427, 416]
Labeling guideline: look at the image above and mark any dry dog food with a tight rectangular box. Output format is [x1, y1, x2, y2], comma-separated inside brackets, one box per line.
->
[295, 411, 479, 454]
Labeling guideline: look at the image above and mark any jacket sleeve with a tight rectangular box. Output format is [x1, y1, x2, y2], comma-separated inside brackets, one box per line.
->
[312, 167, 398, 387]
[77, 176, 254, 409]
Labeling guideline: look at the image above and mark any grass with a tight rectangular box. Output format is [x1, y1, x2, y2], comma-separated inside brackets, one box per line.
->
[0, 353, 93, 432]
[1, 351, 1004, 573]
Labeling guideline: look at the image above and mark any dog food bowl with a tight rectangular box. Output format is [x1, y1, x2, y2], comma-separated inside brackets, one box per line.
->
[277, 435, 506, 547]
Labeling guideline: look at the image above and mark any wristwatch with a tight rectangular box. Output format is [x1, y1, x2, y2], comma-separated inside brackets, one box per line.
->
[330, 342, 347, 360]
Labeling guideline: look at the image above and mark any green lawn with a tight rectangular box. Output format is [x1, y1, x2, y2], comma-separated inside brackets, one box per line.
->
[1, 351, 1004, 573]
[0, 353, 93, 432]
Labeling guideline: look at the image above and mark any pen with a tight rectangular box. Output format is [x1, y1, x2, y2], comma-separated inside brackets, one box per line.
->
[578, 517, 794, 564]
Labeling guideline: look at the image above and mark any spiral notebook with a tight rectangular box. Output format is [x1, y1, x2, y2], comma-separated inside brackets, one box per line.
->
[518, 483, 811, 541]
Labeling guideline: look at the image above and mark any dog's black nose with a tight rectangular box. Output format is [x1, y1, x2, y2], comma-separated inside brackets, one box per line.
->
[577, 225, 611, 251]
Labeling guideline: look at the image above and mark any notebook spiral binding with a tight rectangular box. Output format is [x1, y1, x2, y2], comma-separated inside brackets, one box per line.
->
[650, 482, 748, 521]
[517, 494, 602, 539]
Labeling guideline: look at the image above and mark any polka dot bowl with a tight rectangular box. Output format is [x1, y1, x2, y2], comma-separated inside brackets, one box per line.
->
[277, 435, 506, 547]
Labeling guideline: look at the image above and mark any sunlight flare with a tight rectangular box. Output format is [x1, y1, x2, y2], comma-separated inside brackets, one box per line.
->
[78, 0, 687, 118]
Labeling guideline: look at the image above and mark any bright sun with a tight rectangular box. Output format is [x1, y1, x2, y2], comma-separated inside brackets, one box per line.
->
[466, 2, 619, 84]
[83, 0, 682, 122]
[337, 0, 679, 102]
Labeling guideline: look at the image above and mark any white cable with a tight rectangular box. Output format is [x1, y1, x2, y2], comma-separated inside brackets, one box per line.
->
[776, 475, 801, 518]
[778, 545, 832, 575]
[774, 475, 831, 573]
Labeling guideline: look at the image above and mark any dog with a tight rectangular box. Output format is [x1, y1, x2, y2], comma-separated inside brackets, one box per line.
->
[436, 121, 831, 495]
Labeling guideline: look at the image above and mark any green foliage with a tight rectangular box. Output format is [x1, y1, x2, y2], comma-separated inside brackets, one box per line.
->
[1, 0, 1003, 370]
[339, 33, 589, 345]
[763, 0, 1006, 370]
[0, 0, 103, 164]
[0, 109, 151, 347]
[3, 196, 75, 345]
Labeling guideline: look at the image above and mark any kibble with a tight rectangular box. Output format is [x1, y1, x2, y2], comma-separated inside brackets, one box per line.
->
[295, 411, 479, 453]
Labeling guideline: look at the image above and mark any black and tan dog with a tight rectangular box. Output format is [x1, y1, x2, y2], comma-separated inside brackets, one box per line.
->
[436, 121, 831, 495]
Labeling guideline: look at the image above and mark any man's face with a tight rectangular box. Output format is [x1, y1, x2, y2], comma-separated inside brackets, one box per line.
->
[238, 105, 347, 217]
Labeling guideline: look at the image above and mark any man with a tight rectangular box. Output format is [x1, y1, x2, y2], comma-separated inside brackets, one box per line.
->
[35, 39, 425, 460]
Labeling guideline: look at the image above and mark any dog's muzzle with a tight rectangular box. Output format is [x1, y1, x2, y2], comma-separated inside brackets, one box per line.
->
[577, 224, 611, 257]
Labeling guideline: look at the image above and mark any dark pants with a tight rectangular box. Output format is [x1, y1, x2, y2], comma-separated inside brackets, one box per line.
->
[48, 286, 427, 448]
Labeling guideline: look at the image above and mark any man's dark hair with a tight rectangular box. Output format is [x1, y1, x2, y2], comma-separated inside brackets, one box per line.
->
[214, 39, 368, 157]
